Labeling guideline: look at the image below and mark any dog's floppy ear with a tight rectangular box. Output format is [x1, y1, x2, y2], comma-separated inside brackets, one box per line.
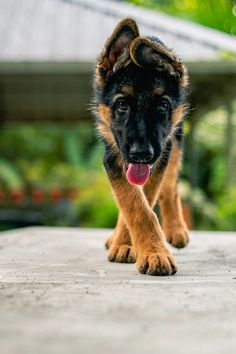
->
[97, 18, 139, 82]
[130, 37, 184, 78]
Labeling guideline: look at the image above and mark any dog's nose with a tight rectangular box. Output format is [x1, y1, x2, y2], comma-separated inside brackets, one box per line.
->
[129, 144, 154, 163]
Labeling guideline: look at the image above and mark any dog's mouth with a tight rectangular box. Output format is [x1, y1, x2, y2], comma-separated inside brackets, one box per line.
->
[125, 163, 153, 186]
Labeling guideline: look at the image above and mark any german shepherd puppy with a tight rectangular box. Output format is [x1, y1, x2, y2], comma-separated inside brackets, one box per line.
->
[93, 18, 189, 276]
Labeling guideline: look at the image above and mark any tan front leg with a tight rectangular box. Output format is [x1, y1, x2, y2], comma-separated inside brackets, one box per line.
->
[106, 155, 166, 263]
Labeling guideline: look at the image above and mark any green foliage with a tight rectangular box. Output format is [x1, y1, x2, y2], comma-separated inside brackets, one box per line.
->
[127, 0, 236, 35]
[183, 105, 236, 231]
[72, 142, 118, 228]
[0, 123, 96, 190]
[216, 187, 236, 230]
[74, 173, 118, 228]
[0, 122, 118, 228]
[0, 159, 23, 190]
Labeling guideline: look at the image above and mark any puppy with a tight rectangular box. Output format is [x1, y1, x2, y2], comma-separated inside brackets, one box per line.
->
[93, 18, 189, 276]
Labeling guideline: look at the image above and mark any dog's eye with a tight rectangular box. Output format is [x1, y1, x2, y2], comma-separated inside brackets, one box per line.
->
[157, 101, 169, 112]
[116, 99, 129, 112]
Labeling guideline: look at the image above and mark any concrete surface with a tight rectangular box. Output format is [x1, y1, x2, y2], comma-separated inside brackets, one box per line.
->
[0, 227, 236, 354]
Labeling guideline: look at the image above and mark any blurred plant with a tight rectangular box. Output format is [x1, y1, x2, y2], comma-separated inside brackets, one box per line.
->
[181, 105, 236, 230]
[0, 159, 23, 190]
[72, 142, 118, 228]
[0, 122, 96, 190]
[73, 173, 118, 228]
[215, 187, 236, 230]
[127, 0, 236, 36]
[0, 122, 119, 228]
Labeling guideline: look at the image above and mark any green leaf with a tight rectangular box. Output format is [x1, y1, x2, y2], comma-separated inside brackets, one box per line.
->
[0, 159, 24, 190]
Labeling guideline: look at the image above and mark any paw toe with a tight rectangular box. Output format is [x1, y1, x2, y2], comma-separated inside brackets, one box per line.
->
[108, 244, 136, 264]
[137, 251, 177, 276]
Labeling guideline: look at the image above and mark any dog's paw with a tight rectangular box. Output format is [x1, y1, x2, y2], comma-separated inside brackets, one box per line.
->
[136, 249, 178, 276]
[105, 234, 114, 250]
[108, 244, 136, 263]
[164, 225, 189, 249]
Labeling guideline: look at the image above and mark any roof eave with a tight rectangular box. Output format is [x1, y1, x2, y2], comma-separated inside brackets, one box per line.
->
[0, 60, 235, 75]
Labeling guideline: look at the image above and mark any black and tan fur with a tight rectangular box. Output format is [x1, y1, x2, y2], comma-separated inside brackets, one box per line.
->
[93, 18, 189, 276]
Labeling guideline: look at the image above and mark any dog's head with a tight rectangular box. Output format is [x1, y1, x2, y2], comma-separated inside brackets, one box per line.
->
[94, 18, 188, 186]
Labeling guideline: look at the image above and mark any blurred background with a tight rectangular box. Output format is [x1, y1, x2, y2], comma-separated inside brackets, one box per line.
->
[0, 0, 236, 231]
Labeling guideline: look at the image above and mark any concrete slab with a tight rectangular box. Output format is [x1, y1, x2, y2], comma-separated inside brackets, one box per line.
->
[0, 227, 236, 354]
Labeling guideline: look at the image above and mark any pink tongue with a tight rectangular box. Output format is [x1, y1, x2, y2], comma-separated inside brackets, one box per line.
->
[126, 164, 150, 186]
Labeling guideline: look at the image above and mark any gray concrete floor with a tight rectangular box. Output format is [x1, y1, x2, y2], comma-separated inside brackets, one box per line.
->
[0, 227, 236, 354]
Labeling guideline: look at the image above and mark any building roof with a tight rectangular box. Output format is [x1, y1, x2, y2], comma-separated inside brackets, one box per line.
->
[0, 0, 236, 64]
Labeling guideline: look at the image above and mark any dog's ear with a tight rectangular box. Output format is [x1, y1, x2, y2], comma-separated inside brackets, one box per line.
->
[130, 37, 185, 78]
[97, 18, 139, 82]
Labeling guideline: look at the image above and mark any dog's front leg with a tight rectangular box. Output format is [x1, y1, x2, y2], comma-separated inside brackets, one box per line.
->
[105, 166, 177, 276]
[106, 164, 164, 264]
